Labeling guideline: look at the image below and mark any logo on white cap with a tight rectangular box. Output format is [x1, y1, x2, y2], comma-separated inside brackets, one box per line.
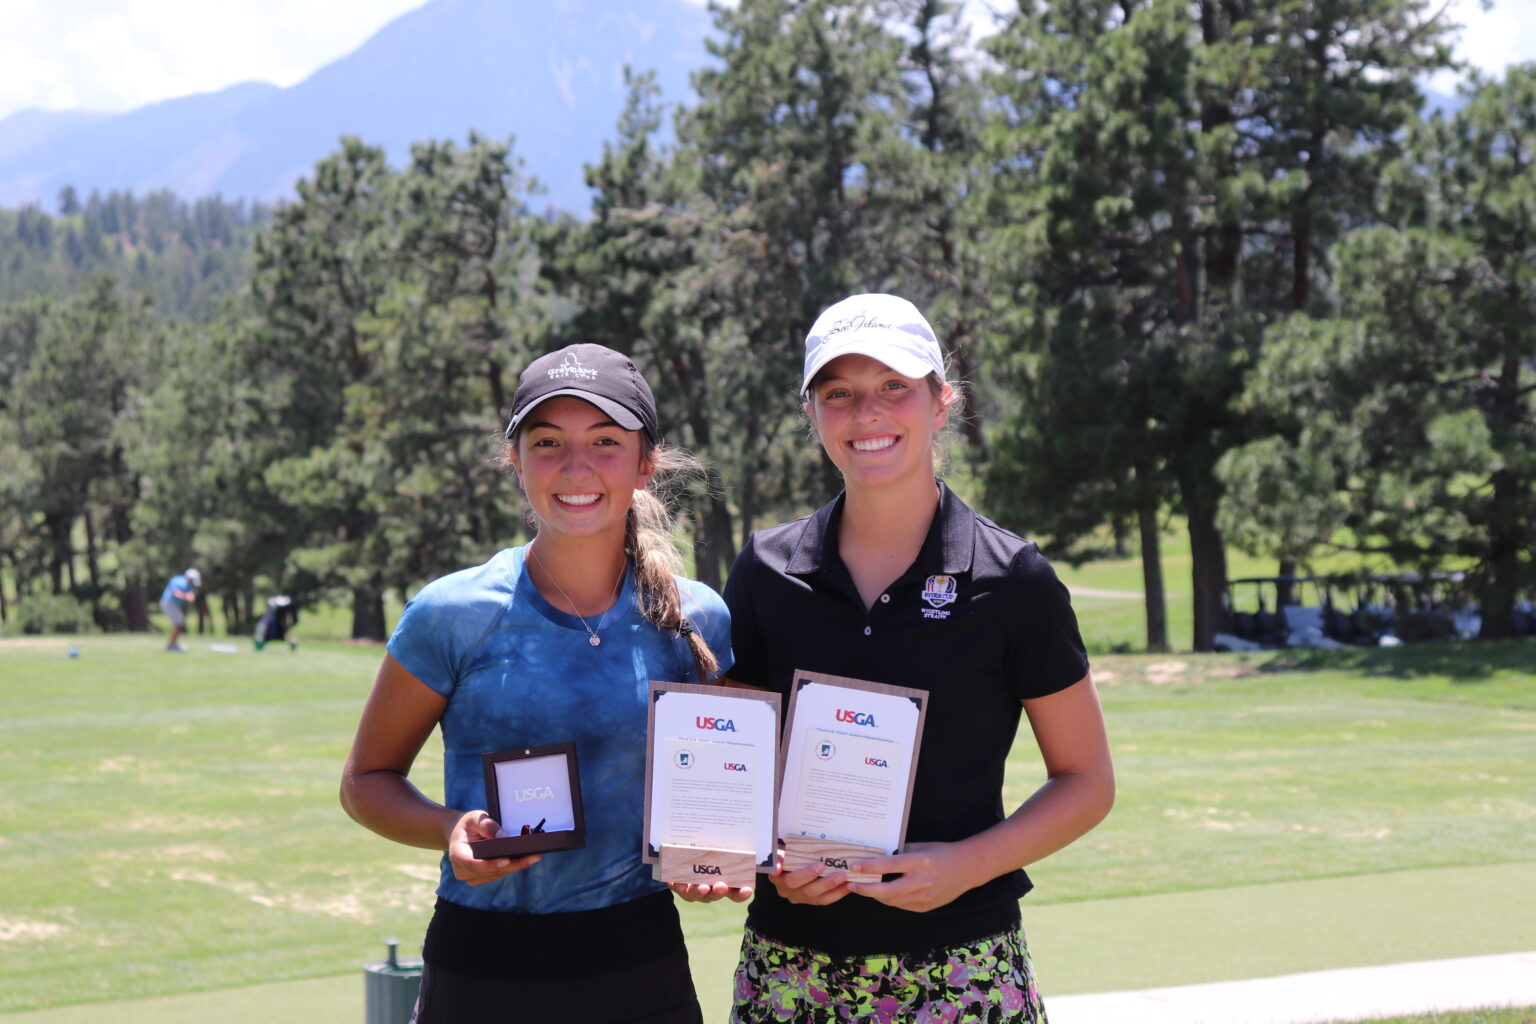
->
[802, 294, 945, 395]
[823, 313, 898, 340]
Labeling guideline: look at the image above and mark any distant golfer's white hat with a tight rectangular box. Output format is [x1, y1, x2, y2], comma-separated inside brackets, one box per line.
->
[185, 568, 202, 585]
[801, 293, 946, 396]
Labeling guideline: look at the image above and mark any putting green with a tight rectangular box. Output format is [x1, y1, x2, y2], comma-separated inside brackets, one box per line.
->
[1023, 861, 1536, 994]
[0, 976, 357, 1024]
[9, 862, 1531, 1023]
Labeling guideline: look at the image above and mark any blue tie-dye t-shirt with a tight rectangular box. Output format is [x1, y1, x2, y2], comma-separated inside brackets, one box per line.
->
[387, 544, 733, 914]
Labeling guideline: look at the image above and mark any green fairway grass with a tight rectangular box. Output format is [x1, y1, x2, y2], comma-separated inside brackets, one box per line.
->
[0, 636, 435, 1012]
[1024, 863, 1536, 992]
[0, 977, 359, 1024]
[1, 635, 1531, 1015]
[1334, 1010, 1536, 1024]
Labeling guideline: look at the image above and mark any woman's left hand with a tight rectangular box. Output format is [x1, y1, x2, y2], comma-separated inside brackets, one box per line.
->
[844, 841, 977, 913]
[669, 882, 754, 904]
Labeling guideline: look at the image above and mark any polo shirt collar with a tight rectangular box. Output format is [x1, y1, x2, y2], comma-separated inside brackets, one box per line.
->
[936, 481, 977, 574]
[785, 479, 976, 577]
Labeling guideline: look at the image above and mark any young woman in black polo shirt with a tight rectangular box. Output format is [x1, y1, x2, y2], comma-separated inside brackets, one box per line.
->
[718, 294, 1115, 1022]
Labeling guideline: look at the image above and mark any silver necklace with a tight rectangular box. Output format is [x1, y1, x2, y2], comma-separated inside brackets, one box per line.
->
[528, 545, 624, 647]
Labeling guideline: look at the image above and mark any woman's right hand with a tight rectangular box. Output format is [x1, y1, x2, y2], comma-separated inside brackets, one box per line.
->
[447, 809, 541, 885]
[670, 881, 754, 904]
[766, 849, 853, 906]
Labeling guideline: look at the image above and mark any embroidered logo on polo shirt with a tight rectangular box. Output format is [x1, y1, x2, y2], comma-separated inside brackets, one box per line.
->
[921, 575, 957, 619]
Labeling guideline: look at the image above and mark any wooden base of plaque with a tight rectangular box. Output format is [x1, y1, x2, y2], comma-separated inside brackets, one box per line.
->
[781, 836, 886, 883]
[657, 845, 758, 889]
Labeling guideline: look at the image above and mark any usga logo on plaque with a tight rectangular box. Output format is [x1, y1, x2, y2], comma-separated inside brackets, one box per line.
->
[673, 749, 695, 769]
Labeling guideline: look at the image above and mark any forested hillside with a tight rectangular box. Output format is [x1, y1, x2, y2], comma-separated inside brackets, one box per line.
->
[1, 0, 1530, 649]
[0, 190, 263, 318]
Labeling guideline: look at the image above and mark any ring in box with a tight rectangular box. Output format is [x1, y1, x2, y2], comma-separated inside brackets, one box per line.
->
[470, 742, 585, 859]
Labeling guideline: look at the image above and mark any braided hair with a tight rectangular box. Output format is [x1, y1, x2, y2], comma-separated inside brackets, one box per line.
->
[625, 443, 721, 685]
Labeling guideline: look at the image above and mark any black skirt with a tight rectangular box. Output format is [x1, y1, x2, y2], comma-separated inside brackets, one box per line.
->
[411, 891, 701, 1024]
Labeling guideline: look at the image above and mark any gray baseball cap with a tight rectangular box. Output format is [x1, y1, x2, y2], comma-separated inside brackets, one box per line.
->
[504, 343, 659, 442]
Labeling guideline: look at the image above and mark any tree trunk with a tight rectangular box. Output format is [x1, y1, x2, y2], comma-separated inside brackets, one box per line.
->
[738, 459, 759, 553]
[1477, 347, 1526, 639]
[84, 509, 101, 589]
[83, 508, 103, 625]
[1139, 505, 1169, 652]
[486, 358, 507, 425]
[695, 490, 737, 592]
[44, 510, 70, 594]
[1477, 470, 1520, 640]
[1187, 496, 1227, 652]
[352, 587, 387, 642]
[121, 581, 150, 632]
[111, 504, 151, 631]
[1112, 516, 1130, 558]
[1276, 557, 1296, 608]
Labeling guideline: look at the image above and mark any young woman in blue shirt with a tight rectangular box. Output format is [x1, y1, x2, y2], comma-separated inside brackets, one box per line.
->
[340, 343, 731, 1024]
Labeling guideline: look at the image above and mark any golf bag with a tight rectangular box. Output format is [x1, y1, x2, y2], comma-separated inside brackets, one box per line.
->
[254, 595, 298, 651]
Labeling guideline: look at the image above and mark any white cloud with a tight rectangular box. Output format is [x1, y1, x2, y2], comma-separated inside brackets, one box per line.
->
[0, 0, 428, 120]
[1448, 0, 1534, 72]
[2, 0, 1534, 124]
[0, 39, 73, 112]
[1428, 0, 1536, 95]
[60, 13, 177, 109]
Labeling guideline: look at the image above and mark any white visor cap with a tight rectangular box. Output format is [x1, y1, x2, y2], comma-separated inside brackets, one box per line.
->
[801, 293, 946, 396]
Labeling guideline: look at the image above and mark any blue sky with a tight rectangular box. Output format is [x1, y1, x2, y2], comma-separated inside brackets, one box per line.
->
[0, 0, 1530, 123]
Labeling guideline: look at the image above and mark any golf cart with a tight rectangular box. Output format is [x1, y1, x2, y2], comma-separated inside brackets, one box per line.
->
[1217, 575, 1360, 651]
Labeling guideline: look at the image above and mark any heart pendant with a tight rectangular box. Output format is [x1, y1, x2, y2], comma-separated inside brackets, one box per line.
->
[589, 635, 601, 647]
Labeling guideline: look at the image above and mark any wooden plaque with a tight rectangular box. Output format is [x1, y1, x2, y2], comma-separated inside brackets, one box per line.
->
[781, 835, 886, 884]
[657, 844, 758, 889]
[643, 681, 781, 876]
[776, 669, 928, 863]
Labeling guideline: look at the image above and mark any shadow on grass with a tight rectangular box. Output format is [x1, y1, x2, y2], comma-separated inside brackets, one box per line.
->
[1253, 638, 1534, 682]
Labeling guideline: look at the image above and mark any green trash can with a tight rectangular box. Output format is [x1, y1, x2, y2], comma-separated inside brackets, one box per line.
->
[364, 940, 422, 1024]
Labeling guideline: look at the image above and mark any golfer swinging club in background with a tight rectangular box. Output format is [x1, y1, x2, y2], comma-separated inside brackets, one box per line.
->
[159, 567, 201, 653]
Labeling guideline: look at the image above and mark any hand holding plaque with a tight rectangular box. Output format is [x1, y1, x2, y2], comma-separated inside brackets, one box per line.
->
[776, 671, 927, 883]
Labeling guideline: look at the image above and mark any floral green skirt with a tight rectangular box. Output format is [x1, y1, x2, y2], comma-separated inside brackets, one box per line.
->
[729, 925, 1048, 1024]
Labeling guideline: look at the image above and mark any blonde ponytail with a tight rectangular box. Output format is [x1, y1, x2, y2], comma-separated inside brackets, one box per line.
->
[625, 445, 721, 685]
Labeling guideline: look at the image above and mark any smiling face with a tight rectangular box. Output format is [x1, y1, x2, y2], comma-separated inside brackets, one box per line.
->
[805, 353, 950, 493]
[507, 396, 656, 545]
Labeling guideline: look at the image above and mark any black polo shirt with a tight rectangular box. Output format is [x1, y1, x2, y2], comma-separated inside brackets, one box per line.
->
[724, 481, 1089, 956]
